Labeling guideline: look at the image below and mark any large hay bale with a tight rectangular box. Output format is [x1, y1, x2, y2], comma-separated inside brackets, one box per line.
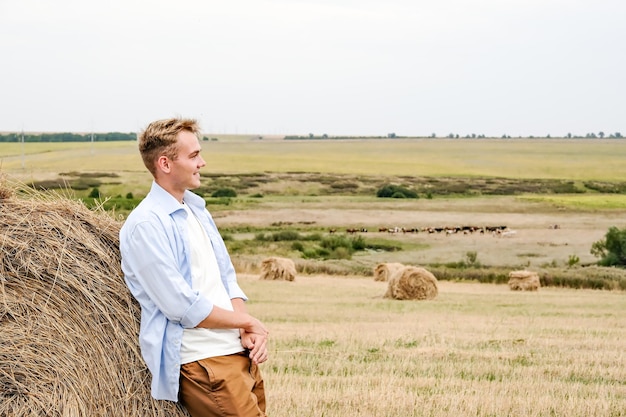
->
[508, 270, 541, 291]
[259, 256, 296, 281]
[384, 266, 438, 300]
[0, 182, 185, 416]
[373, 262, 405, 282]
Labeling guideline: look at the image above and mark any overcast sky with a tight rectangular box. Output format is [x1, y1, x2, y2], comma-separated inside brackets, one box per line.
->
[1, 0, 624, 137]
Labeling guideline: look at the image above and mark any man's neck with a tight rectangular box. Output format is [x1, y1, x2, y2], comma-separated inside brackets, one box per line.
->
[155, 179, 184, 204]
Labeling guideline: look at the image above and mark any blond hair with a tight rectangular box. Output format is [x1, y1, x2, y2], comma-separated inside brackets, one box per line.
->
[138, 117, 201, 176]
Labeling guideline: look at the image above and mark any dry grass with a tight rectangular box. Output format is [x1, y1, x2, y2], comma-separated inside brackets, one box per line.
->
[240, 274, 626, 417]
[0, 180, 185, 416]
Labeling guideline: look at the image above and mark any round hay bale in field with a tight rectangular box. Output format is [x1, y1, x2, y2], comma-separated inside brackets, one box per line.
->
[508, 270, 541, 291]
[259, 256, 296, 281]
[0, 182, 185, 416]
[373, 262, 405, 282]
[384, 266, 438, 300]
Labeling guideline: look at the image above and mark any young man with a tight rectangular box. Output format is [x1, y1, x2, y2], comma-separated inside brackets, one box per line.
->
[119, 117, 268, 417]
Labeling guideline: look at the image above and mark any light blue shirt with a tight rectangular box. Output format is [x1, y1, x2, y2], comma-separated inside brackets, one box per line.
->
[119, 181, 247, 401]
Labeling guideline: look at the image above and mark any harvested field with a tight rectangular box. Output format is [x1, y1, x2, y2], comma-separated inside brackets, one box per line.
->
[238, 274, 626, 417]
[2, 138, 626, 416]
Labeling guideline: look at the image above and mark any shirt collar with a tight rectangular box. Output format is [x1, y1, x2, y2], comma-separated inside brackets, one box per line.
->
[149, 181, 206, 215]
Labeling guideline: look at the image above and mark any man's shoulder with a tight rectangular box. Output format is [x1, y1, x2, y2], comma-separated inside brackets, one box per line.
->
[120, 195, 165, 231]
[131, 190, 159, 210]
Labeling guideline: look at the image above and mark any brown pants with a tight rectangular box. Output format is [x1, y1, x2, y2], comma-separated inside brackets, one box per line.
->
[179, 352, 266, 417]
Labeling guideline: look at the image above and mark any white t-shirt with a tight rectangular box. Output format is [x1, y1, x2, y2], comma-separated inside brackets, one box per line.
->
[179, 203, 243, 364]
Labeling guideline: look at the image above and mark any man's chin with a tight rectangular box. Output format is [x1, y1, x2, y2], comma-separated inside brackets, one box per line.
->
[188, 181, 201, 190]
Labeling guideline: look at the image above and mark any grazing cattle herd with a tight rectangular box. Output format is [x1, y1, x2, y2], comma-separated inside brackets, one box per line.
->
[336, 225, 519, 237]
[286, 221, 558, 238]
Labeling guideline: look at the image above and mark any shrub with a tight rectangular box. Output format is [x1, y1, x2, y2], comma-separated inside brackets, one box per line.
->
[351, 235, 366, 251]
[88, 187, 101, 198]
[320, 235, 354, 252]
[304, 233, 322, 241]
[567, 254, 580, 267]
[291, 235, 367, 260]
[255, 230, 302, 241]
[211, 188, 237, 198]
[271, 230, 302, 241]
[82, 196, 141, 213]
[465, 251, 480, 267]
[591, 226, 626, 267]
[376, 184, 418, 199]
[329, 247, 352, 260]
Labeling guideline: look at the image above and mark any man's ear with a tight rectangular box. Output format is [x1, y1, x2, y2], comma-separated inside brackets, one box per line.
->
[156, 155, 171, 174]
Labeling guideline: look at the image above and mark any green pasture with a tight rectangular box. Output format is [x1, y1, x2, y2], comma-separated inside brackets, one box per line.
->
[520, 194, 626, 210]
[2, 138, 626, 180]
[3, 139, 626, 213]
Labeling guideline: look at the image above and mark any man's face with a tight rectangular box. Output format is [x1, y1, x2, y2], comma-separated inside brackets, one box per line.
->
[169, 130, 206, 191]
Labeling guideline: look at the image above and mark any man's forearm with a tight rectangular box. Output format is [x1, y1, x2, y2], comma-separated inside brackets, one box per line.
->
[196, 300, 268, 337]
[195, 304, 253, 330]
[231, 297, 248, 315]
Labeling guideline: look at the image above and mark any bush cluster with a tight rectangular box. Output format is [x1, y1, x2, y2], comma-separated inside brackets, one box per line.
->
[591, 226, 626, 267]
[376, 184, 418, 199]
[252, 231, 396, 260]
[211, 188, 237, 198]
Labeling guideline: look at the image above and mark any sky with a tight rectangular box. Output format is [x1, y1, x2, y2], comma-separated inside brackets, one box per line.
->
[1, 0, 624, 137]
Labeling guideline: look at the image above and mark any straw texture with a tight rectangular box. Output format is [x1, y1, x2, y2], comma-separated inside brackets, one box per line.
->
[0, 182, 186, 416]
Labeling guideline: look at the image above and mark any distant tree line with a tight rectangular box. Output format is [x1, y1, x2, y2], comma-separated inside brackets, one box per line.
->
[286, 131, 623, 140]
[2, 131, 623, 142]
[0, 132, 136, 142]
[285, 134, 388, 140]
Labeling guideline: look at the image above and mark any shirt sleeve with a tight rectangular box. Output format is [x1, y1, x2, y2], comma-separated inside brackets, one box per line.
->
[121, 220, 212, 328]
[222, 257, 248, 301]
